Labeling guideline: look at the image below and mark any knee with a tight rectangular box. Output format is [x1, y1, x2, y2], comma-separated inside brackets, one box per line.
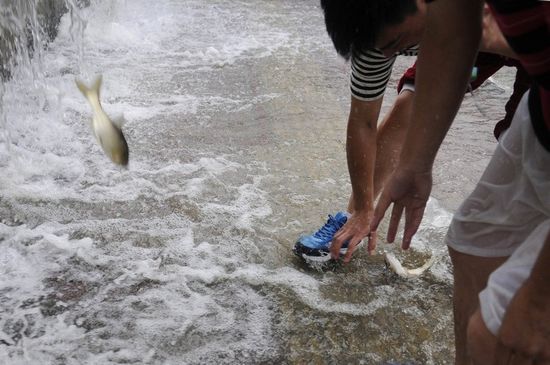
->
[467, 309, 497, 365]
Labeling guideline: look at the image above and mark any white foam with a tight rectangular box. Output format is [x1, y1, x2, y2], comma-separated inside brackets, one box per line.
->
[0, 0, 464, 362]
[204, 175, 272, 232]
[1, 0, 294, 206]
[230, 265, 396, 316]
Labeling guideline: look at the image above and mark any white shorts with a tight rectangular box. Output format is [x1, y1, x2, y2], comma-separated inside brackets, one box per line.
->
[446, 91, 550, 257]
[445, 90, 550, 334]
[479, 219, 550, 335]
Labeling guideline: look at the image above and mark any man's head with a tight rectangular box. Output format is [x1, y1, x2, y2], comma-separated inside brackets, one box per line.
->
[320, 0, 427, 59]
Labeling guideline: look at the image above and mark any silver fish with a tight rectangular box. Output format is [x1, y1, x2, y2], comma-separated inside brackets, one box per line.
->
[76, 75, 129, 166]
[384, 251, 436, 279]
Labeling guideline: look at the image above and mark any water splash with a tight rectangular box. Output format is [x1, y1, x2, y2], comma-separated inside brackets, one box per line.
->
[65, 0, 88, 70]
[0, 0, 86, 150]
[0, 1, 476, 363]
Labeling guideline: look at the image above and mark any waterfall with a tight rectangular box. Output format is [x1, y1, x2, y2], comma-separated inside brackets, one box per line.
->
[0, 2, 471, 363]
[0, 0, 86, 149]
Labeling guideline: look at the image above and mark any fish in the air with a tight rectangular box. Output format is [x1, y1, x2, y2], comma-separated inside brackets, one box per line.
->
[384, 251, 436, 279]
[76, 75, 129, 166]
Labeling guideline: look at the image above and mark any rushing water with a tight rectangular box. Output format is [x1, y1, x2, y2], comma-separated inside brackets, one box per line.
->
[0, 1, 517, 364]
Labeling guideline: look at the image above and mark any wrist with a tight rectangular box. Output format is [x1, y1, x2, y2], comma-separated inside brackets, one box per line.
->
[352, 199, 373, 213]
[395, 158, 434, 176]
[351, 192, 373, 212]
[397, 141, 436, 173]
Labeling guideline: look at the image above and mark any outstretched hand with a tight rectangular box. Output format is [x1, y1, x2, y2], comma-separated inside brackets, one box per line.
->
[493, 278, 550, 364]
[330, 211, 377, 263]
[372, 168, 432, 250]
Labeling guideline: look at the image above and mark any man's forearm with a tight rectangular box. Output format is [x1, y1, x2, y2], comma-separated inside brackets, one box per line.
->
[399, 0, 484, 171]
[347, 97, 382, 212]
[373, 90, 415, 197]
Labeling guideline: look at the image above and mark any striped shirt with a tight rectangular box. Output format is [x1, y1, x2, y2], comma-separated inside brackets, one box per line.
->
[351, 45, 419, 101]
[487, 0, 550, 151]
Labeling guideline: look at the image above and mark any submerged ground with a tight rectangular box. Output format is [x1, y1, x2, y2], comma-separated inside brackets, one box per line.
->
[0, 1, 516, 364]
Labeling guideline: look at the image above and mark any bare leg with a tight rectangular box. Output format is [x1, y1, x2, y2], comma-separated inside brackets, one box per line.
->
[449, 246, 508, 365]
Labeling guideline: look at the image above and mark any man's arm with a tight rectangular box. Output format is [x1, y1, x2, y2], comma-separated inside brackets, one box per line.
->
[399, 0, 483, 171]
[493, 230, 550, 363]
[373, 0, 485, 248]
[347, 96, 381, 213]
[372, 90, 415, 198]
[330, 47, 398, 262]
[331, 96, 381, 262]
[332, 90, 416, 262]
[479, 4, 516, 59]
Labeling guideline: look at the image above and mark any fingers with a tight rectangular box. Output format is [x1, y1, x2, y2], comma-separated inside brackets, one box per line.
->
[372, 191, 391, 232]
[343, 237, 363, 263]
[494, 344, 514, 365]
[516, 354, 534, 365]
[374, 199, 424, 250]
[508, 352, 534, 365]
[494, 343, 540, 365]
[332, 225, 356, 260]
[330, 230, 346, 260]
[402, 205, 425, 250]
[387, 203, 403, 243]
[331, 230, 360, 263]
[331, 221, 374, 262]
[367, 231, 377, 254]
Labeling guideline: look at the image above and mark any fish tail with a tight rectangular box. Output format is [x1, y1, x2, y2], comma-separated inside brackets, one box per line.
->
[419, 255, 436, 272]
[75, 75, 102, 104]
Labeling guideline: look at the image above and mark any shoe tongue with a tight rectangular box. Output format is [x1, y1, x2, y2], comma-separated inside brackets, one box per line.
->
[334, 212, 347, 224]
[328, 215, 342, 230]
[313, 216, 338, 239]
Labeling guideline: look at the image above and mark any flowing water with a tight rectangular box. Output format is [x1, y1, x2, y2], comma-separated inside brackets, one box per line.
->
[0, 1, 517, 364]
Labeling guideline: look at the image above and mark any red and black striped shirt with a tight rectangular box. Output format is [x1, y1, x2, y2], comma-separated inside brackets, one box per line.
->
[486, 0, 550, 151]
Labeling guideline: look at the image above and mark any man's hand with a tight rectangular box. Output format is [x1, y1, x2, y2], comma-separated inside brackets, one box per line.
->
[493, 272, 550, 364]
[330, 210, 377, 263]
[480, 5, 516, 59]
[372, 168, 432, 250]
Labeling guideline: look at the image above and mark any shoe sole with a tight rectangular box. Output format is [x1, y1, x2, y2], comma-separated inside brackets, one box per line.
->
[293, 241, 350, 263]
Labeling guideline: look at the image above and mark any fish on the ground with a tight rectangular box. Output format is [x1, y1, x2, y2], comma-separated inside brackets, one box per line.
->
[76, 75, 129, 166]
[384, 251, 436, 279]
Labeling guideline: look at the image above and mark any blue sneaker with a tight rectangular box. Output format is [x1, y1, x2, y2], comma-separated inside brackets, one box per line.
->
[293, 212, 350, 262]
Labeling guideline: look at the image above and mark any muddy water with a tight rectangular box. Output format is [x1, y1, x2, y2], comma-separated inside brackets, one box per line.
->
[0, 1, 516, 364]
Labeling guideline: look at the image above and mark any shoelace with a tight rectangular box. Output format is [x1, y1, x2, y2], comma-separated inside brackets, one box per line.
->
[313, 215, 343, 241]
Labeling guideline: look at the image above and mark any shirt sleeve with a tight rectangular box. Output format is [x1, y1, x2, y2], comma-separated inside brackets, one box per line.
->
[397, 61, 418, 93]
[350, 48, 396, 101]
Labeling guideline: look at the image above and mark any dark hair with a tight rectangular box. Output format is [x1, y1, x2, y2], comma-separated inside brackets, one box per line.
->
[320, 0, 418, 59]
